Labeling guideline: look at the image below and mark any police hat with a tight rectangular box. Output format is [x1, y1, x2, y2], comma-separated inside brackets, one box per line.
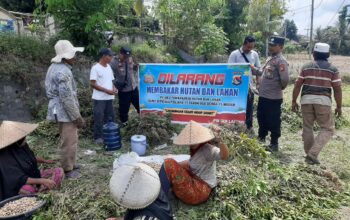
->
[268, 36, 285, 45]
[120, 46, 132, 55]
[99, 48, 115, 57]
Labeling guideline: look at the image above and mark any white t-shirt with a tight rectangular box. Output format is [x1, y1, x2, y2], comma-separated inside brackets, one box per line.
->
[90, 63, 115, 100]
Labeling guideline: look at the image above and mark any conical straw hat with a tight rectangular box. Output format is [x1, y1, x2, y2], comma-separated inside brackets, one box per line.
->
[110, 163, 161, 210]
[0, 121, 38, 150]
[173, 120, 215, 146]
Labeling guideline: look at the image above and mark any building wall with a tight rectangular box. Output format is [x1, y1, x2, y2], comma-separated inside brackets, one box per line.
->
[0, 9, 22, 34]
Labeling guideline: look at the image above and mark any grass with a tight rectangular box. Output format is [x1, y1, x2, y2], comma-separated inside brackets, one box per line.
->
[29, 100, 350, 220]
[342, 85, 350, 107]
[23, 54, 350, 219]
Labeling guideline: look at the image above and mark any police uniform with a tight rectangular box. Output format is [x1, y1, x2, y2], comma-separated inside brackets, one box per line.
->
[110, 47, 140, 124]
[257, 36, 289, 151]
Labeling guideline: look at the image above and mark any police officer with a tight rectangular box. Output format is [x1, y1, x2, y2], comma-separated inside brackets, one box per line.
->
[257, 36, 289, 152]
[110, 47, 140, 126]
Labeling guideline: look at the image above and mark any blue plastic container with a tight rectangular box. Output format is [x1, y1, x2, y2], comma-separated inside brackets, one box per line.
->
[103, 120, 122, 151]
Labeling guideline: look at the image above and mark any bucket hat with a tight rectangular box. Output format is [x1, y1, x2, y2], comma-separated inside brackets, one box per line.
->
[51, 40, 84, 63]
[0, 121, 38, 150]
[173, 120, 215, 146]
[110, 163, 160, 209]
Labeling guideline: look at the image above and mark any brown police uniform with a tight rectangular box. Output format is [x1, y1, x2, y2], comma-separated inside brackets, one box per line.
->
[257, 36, 289, 151]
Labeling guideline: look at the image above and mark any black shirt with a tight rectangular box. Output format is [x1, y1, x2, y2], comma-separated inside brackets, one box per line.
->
[124, 190, 173, 220]
[0, 142, 40, 201]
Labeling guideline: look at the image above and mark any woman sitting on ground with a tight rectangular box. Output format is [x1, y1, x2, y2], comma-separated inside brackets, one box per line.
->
[0, 121, 64, 201]
[109, 163, 173, 220]
[159, 120, 229, 205]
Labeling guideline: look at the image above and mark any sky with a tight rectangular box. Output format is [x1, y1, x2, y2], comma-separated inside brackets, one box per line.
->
[285, 0, 350, 35]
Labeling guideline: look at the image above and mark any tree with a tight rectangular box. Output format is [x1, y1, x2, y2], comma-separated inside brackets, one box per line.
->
[0, 0, 36, 12]
[314, 6, 350, 55]
[155, 0, 228, 58]
[283, 19, 298, 41]
[194, 23, 229, 61]
[338, 6, 350, 55]
[41, 0, 119, 55]
[246, 0, 285, 56]
[314, 26, 340, 54]
[114, 0, 160, 34]
[215, 0, 249, 52]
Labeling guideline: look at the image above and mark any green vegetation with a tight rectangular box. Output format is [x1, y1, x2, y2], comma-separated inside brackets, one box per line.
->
[155, 0, 228, 58]
[122, 113, 181, 147]
[112, 42, 178, 63]
[41, 0, 119, 54]
[28, 115, 350, 219]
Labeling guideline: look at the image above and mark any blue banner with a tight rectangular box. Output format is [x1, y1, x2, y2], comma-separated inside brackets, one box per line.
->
[139, 64, 250, 124]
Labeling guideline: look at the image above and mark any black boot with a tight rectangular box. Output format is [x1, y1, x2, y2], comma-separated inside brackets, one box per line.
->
[267, 138, 279, 152]
[267, 143, 279, 152]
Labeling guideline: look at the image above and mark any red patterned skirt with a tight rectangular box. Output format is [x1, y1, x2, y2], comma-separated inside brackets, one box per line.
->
[164, 158, 212, 205]
[19, 167, 64, 194]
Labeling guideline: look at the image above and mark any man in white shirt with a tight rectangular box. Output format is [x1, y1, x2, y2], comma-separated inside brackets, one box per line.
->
[90, 48, 117, 144]
[228, 36, 261, 132]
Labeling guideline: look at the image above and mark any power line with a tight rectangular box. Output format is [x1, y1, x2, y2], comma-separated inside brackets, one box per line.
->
[326, 0, 346, 26]
[289, 4, 311, 13]
[314, 0, 323, 10]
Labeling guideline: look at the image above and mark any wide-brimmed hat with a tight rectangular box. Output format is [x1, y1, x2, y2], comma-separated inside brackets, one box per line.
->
[173, 120, 215, 146]
[0, 121, 38, 150]
[109, 163, 161, 209]
[51, 40, 84, 63]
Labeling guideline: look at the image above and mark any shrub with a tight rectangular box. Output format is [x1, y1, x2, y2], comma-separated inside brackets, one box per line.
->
[112, 43, 177, 63]
[0, 33, 54, 63]
[284, 42, 303, 54]
[194, 24, 229, 60]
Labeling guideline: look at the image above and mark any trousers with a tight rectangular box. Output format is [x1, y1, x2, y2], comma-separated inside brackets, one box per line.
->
[257, 97, 283, 145]
[118, 88, 140, 123]
[301, 104, 334, 159]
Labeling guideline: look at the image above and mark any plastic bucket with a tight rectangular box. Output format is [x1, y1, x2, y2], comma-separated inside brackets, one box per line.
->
[131, 135, 147, 156]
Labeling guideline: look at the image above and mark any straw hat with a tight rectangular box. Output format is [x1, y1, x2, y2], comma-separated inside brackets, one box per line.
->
[109, 163, 160, 209]
[51, 40, 84, 63]
[0, 121, 38, 150]
[173, 120, 214, 146]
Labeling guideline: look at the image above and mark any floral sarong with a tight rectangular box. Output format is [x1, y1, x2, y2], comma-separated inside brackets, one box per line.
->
[19, 167, 64, 194]
[164, 158, 211, 205]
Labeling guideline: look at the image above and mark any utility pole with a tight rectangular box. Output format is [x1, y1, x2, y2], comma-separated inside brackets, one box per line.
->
[309, 0, 314, 59]
[265, 0, 272, 57]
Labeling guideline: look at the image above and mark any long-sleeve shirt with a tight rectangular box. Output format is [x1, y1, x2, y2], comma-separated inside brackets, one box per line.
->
[109, 56, 138, 92]
[45, 63, 81, 122]
[228, 48, 261, 93]
[258, 53, 289, 100]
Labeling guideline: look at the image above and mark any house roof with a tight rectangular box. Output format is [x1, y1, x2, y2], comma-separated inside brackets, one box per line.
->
[0, 7, 18, 20]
